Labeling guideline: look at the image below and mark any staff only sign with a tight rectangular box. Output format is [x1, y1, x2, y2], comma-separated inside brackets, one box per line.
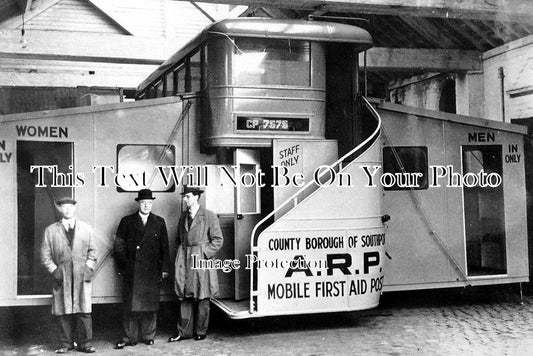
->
[255, 228, 386, 314]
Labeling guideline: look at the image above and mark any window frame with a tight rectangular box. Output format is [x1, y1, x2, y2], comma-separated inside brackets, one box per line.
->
[382, 146, 429, 191]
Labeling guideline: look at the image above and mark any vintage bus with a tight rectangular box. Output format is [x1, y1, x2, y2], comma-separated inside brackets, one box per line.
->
[0, 18, 528, 319]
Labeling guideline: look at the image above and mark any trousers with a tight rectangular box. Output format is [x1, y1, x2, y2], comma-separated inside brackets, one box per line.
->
[177, 298, 210, 338]
[122, 310, 157, 343]
[57, 313, 92, 348]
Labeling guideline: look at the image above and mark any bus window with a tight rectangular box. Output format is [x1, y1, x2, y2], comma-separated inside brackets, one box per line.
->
[233, 38, 310, 87]
[237, 163, 260, 214]
[382, 146, 428, 190]
[17, 141, 73, 295]
[116, 144, 176, 192]
[146, 86, 155, 99]
[463, 145, 506, 276]
[190, 49, 201, 92]
[154, 80, 164, 98]
[165, 72, 175, 96]
[202, 45, 207, 89]
[176, 63, 186, 94]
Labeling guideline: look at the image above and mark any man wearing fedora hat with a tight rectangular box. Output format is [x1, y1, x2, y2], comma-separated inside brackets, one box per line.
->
[41, 197, 97, 353]
[169, 186, 223, 342]
[113, 189, 170, 349]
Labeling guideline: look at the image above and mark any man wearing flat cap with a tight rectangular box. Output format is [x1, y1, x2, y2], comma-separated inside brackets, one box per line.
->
[169, 186, 223, 342]
[113, 189, 170, 349]
[41, 197, 97, 354]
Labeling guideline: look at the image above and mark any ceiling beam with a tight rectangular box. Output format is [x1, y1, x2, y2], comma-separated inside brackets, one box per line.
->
[226, 5, 251, 18]
[440, 21, 486, 52]
[399, 16, 458, 48]
[189, 1, 216, 22]
[363, 47, 482, 72]
[86, 0, 133, 35]
[462, 20, 500, 48]
[0, 58, 155, 87]
[259, 7, 291, 19]
[170, 0, 533, 23]
[0, 29, 178, 64]
[0, 30, 483, 76]
[0, 70, 148, 88]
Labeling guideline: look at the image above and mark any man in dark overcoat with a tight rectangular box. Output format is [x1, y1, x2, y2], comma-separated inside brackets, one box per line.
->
[41, 197, 97, 354]
[168, 186, 223, 342]
[113, 189, 170, 349]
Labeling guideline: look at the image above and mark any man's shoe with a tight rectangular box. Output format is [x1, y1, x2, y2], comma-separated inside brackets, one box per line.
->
[80, 346, 96, 353]
[195, 335, 207, 341]
[168, 335, 183, 342]
[144, 340, 154, 345]
[55, 344, 76, 353]
[115, 341, 137, 349]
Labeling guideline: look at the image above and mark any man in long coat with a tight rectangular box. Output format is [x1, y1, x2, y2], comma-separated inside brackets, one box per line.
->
[113, 189, 170, 349]
[41, 197, 97, 354]
[169, 186, 223, 342]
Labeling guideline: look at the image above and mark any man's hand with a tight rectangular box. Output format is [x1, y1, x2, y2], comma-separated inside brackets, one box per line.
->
[53, 266, 63, 285]
[83, 265, 94, 282]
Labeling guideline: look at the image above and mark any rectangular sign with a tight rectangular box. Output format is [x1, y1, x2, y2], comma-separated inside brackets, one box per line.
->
[255, 228, 385, 314]
[236, 117, 309, 132]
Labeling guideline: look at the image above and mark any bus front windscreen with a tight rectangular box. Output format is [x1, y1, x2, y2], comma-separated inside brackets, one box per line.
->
[232, 37, 310, 87]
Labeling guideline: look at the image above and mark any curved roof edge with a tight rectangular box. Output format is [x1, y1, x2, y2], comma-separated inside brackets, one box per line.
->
[208, 18, 373, 43]
[137, 18, 373, 93]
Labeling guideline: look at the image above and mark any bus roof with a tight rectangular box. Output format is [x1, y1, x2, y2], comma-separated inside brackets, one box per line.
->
[137, 18, 373, 93]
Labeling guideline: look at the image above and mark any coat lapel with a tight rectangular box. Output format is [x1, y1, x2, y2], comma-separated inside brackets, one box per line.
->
[133, 213, 146, 243]
[184, 212, 189, 232]
[138, 213, 156, 245]
[145, 214, 156, 233]
[71, 219, 80, 249]
[56, 222, 72, 251]
[189, 208, 205, 232]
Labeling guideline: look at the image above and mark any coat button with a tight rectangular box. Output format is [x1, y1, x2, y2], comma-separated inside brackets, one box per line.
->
[136, 246, 140, 250]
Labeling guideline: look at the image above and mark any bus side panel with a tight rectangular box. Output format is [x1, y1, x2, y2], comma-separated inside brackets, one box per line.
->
[0, 98, 189, 305]
[1, 114, 94, 305]
[380, 105, 528, 291]
[90, 101, 185, 300]
[255, 138, 385, 315]
[380, 111, 453, 287]
[0, 134, 16, 303]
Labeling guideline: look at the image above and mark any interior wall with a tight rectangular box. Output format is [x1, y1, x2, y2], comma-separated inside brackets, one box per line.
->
[483, 36, 533, 122]
[0, 87, 120, 115]
[388, 72, 484, 117]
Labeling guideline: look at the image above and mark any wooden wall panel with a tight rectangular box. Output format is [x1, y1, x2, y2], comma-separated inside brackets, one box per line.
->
[0, 86, 120, 115]
[24, 0, 123, 34]
[90, 0, 231, 38]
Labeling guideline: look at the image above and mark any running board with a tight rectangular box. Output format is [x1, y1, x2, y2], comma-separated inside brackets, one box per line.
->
[212, 298, 256, 319]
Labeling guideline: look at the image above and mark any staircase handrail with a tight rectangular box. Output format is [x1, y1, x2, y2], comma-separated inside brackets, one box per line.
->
[248, 96, 382, 313]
